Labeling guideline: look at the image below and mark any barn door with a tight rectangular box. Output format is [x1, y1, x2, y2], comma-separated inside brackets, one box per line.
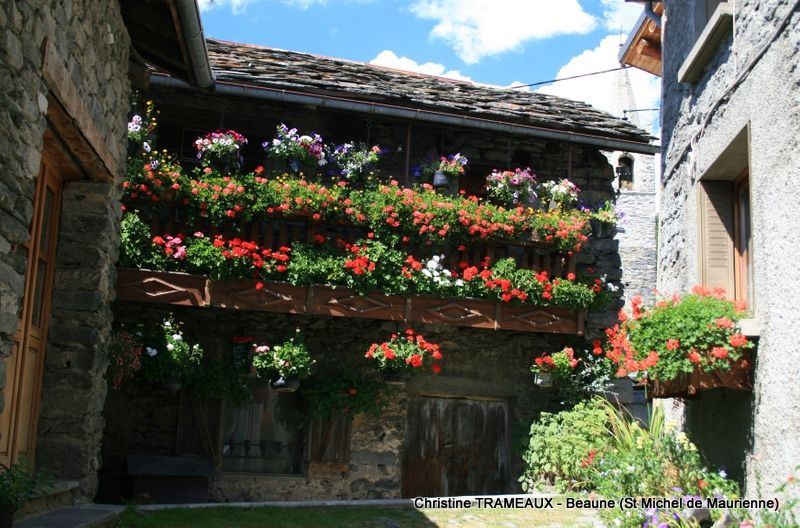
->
[401, 397, 509, 497]
[0, 153, 63, 467]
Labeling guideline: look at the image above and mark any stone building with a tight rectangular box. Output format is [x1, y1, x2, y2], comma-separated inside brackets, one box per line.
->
[0, 0, 210, 504]
[98, 39, 658, 502]
[624, 0, 800, 494]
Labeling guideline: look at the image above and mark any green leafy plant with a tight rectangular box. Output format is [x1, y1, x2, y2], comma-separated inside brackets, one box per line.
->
[364, 329, 442, 374]
[300, 375, 387, 419]
[601, 288, 754, 382]
[0, 460, 49, 513]
[251, 329, 315, 380]
[519, 398, 612, 492]
[138, 316, 249, 403]
[595, 400, 739, 528]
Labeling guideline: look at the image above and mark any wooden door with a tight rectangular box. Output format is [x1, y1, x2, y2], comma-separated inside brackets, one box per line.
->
[401, 396, 509, 497]
[0, 154, 63, 466]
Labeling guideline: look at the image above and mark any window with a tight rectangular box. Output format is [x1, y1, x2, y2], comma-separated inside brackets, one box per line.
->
[697, 170, 752, 308]
[220, 381, 354, 476]
[679, 0, 734, 83]
[695, 0, 727, 36]
[222, 382, 305, 474]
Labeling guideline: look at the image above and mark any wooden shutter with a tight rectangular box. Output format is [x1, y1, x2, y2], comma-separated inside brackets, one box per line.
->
[305, 415, 352, 475]
[698, 181, 735, 296]
[175, 391, 223, 468]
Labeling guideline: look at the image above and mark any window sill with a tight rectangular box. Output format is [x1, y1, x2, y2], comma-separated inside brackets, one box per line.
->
[738, 318, 759, 338]
[678, 3, 734, 84]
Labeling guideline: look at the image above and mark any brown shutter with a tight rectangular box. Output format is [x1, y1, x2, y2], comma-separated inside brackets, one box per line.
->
[175, 391, 223, 467]
[306, 415, 352, 475]
[698, 181, 735, 296]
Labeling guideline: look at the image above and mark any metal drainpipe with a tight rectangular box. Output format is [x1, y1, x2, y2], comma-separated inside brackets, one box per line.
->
[644, 1, 661, 28]
[149, 74, 660, 155]
[172, 0, 215, 89]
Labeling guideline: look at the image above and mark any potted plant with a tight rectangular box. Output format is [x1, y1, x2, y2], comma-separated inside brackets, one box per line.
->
[328, 142, 382, 187]
[413, 153, 467, 196]
[599, 288, 754, 398]
[263, 123, 327, 174]
[194, 129, 248, 174]
[0, 460, 47, 527]
[484, 167, 538, 209]
[364, 328, 443, 380]
[589, 200, 622, 239]
[531, 346, 579, 387]
[538, 178, 580, 210]
[251, 329, 315, 391]
[107, 328, 143, 390]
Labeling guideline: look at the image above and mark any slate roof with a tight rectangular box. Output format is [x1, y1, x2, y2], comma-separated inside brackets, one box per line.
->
[206, 38, 654, 148]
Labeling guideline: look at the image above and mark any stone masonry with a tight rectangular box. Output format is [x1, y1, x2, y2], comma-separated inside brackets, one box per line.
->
[659, 0, 800, 495]
[0, 0, 131, 500]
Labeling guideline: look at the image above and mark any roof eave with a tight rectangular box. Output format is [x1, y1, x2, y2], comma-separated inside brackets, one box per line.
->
[151, 73, 660, 154]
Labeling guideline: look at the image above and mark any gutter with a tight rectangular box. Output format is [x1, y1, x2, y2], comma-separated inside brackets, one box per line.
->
[150, 74, 660, 155]
[644, 1, 661, 28]
[171, 0, 215, 89]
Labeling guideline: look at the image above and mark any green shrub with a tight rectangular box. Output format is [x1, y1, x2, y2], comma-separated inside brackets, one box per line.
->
[519, 398, 612, 492]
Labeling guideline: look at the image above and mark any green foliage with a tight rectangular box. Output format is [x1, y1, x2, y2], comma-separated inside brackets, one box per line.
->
[300, 375, 387, 419]
[118, 213, 178, 271]
[595, 400, 739, 528]
[519, 399, 613, 492]
[251, 329, 315, 380]
[118, 215, 599, 312]
[0, 460, 49, 511]
[138, 316, 248, 403]
[610, 291, 754, 382]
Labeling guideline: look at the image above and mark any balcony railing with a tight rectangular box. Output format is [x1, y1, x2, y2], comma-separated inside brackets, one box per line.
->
[128, 202, 577, 279]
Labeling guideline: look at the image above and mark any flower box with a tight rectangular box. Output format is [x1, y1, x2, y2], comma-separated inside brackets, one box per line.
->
[209, 280, 307, 314]
[307, 286, 406, 321]
[116, 270, 589, 335]
[497, 304, 585, 335]
[645, 351, 753, 399]
[408, 296, 496, 329]
[116, 268, 209, 306]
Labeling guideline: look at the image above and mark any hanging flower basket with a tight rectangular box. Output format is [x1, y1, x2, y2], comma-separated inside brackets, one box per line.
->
[645, 350, 753, 399]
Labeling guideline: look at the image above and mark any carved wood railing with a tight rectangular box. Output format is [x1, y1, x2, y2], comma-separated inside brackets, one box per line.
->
[116, 268, 586, 335]
[124, 202, 576, 278]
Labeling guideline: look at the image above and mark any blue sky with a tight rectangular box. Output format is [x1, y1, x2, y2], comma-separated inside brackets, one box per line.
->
[197, 0, 660, 134]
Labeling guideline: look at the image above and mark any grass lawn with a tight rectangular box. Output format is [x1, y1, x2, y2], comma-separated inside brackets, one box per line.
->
[117, 504, 600, 528]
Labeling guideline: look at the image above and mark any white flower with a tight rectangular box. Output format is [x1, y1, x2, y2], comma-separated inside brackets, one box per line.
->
[455, 279, 464, 287]
[163, 321, 171, 328]
[132, 115, 142, 124]
[166, 343, 175, 351]
[421, 269, 432, 278]
[426, 259, 439, 271]
[145, 347, 158, 357]
[143, 142, 151, 152]
[172, 333, 182, 341]
[127, 123, 141, 132]
[719, 469, 728, 478]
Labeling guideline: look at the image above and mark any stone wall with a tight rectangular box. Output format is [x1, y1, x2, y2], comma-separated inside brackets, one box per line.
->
[659, 0, 800, 496]
[101, 220, 622, 502]
[0, 0, 131, 500]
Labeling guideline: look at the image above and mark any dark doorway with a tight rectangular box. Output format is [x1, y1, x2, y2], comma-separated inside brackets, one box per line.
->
[401, 396, 509, 497]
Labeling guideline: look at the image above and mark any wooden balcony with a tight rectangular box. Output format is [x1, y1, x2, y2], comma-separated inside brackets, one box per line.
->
[117, 268, 586, 335]
[126, 202, 577, 278]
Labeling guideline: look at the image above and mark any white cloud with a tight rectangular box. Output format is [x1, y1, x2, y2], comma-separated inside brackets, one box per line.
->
[601, 0, 645, 32]
[369, 50, 474, 82]
[537, 35, 661, 136]
[198, 0, 373, 13]
[197, 0, 253, 14]
[409, 0, 597, 64]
